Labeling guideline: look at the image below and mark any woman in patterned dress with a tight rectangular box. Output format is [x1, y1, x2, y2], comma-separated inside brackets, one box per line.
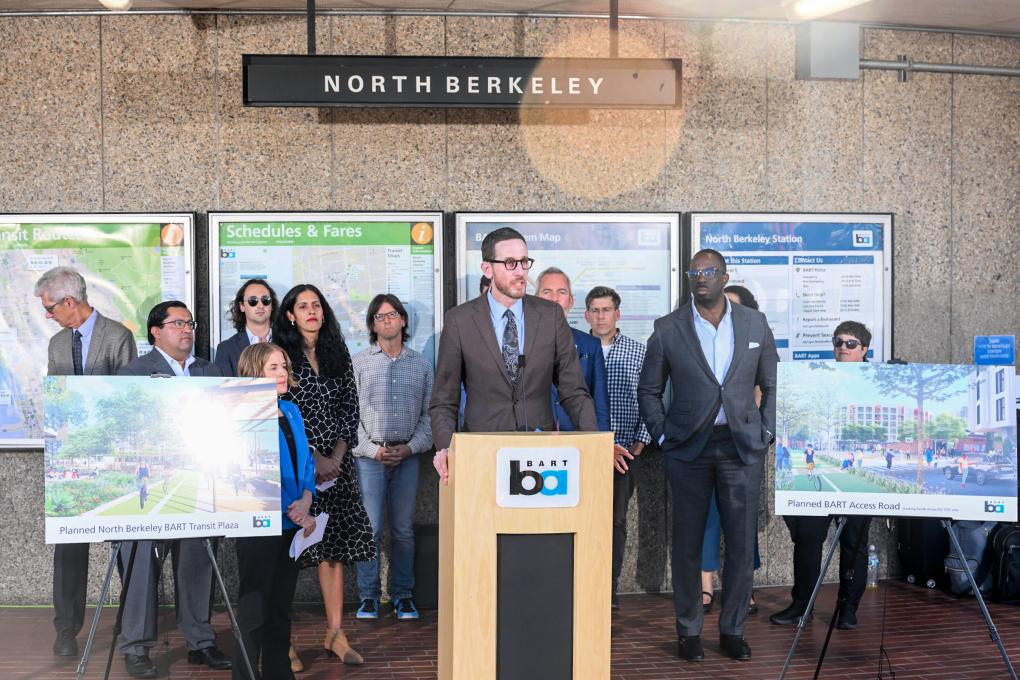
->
[273, 284, 376, 665]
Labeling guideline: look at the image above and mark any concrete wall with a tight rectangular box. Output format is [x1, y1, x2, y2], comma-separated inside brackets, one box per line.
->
[0, 14, 1017, 605]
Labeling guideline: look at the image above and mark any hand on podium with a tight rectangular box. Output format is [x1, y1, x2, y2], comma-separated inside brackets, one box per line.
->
[434, 448, 450, 485]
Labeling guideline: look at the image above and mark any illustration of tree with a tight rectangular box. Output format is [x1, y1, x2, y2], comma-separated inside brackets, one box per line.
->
[776, 381, 814, 445]
[926, 413, 968, 446]
[43, 378, 87, 435]
[96, 383, 160, 458]
[866, 363, 970, 486]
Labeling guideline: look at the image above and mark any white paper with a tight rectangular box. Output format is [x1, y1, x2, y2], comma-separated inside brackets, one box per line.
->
[290, 512, 329, 560]
[316, 478, 336, 492]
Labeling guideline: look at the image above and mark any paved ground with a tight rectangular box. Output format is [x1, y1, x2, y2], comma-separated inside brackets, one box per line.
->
[5, 580, 1020, 679]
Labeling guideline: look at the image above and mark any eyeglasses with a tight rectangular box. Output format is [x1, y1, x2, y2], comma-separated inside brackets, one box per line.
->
[373, 311, 401, 322]
[484, 257, 535, 271]
[43, 297, 70, 314]
[686, 267, 722, 280]
[833, 338, 862, 349]
[245, 296, 272, 307]
[160, 320, 198, 330]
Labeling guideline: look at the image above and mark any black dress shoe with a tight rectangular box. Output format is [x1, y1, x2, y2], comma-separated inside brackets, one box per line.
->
[53, 632, 78, 657]
[677, 635, 704, 662]
[720, 634, 752, 661]
[769, 602, 810, 626]
[837, 609, 858, 630]
[124, 653, 157, 678]
[188, 646, 232, 670]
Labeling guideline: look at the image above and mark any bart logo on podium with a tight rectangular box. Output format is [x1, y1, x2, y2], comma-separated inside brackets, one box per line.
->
[496, 447, 581, 508]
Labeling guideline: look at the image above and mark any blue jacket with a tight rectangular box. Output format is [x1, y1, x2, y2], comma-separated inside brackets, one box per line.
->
[278, 399, 317, 530]
[553, 328, 612, 432]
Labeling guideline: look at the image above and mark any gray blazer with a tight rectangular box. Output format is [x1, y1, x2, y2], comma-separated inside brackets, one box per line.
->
[430, 294, 597, 451]
[118, 349, 222, 378]
[46, 311, 137, 377]
[638, 301, 778, 464]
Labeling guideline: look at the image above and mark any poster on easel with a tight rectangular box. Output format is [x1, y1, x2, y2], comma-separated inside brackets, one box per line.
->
[775, 362, 1017, 522]
[44, 376, 282, 543]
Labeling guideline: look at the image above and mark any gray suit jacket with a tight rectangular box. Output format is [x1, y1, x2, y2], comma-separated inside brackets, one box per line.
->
[213, 330, 252, 377]
[46, 311, 137, 377]
[638, 301, 778, 464]
[117, 349, 222, 378]
[430, 294, 597, 451]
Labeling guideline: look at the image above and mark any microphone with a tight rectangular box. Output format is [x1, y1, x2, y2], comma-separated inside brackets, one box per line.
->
[516, 355, 529, 432]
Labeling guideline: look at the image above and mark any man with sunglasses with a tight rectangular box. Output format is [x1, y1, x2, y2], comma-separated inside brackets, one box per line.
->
[638, 249, 778, 663]
[431, 227, 597, 483]
[116, 301, 230, 677]
[214, 279, 277, 376]
[35, 266, 138, 658]
[770, 321, 873, 632]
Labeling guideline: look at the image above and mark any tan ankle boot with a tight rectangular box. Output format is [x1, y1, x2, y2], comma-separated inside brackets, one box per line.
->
[326, 628, 364, 665]
[289, 644, 304, 673]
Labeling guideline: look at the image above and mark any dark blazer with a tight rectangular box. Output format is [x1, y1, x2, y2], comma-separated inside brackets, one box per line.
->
[118, 349, 223, 378]
[553, 328, 612, 432]
[638, 301, 778, 464]
[47, 311, 137, 377]
[213, 330, 252, 377]
[430, 294, 597, 451]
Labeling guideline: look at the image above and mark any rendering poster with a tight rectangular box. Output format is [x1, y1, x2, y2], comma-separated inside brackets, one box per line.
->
[0, 214, 195, 448]
[44, 376, 281, 543]
[210, 212, 443, 363]
[776, 362, 1017, 522]
[456, 213, 680, 345]
[688, 213, 892, 362]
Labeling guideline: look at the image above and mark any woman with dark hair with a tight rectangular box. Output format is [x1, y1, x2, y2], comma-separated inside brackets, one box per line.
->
[214, 279, 279, 376]
[701, 284, 763, 615]
[272, 284, 375, 666]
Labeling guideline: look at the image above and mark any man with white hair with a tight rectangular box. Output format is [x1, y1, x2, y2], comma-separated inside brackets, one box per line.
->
[35, 266, 137, 657]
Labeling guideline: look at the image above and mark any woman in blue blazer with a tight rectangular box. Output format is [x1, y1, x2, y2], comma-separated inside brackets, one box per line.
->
[234, 342, 317, 679]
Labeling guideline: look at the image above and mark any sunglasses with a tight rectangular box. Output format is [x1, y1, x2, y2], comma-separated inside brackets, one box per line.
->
[833, 338, 863, 349]
[686, 267, 722, 280]
[245, 296, 273, 307]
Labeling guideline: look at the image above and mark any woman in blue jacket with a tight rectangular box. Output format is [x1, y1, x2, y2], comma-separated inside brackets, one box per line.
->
[234, 343, 317, 680]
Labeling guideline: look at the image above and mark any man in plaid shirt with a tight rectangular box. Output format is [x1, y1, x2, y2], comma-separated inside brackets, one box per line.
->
[584, 285, 652, 606]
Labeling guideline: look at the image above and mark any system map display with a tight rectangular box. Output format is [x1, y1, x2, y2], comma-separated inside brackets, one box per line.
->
[0, 214, 194, 448]
[456, 213, 679, 346]
[210, 213, 443, 362]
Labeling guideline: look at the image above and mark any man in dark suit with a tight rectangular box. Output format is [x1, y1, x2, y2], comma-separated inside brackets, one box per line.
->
[430, 227, 599, 482]
[638, 249, 778, 663]
[35, 266, 138, 657]
[213, 279, 277, 376]
[535, 267, 612, 433]
[116, 301, 230, 678]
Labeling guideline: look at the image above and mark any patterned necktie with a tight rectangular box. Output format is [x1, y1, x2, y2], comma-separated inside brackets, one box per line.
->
[502, 309, 520, 386]
[72, 330, 84, 376]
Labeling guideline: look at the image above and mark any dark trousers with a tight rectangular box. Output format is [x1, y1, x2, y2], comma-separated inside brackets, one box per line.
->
[611, 466, 636, 593]
[666, 430, 763, 637]
[783, 515, 871, 611]
[53, 543, 90, 637]
[233, 530, 300, 680]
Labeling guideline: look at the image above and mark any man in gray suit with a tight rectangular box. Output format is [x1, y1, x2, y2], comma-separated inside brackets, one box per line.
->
[36, 266, 137, 657]
[430, 227, 600, 481]
[638, 249, 778, 663]
[116, 301, 230, 678]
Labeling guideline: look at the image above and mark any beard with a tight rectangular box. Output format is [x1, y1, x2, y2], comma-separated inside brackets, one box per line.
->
[493, 276, 526, 300]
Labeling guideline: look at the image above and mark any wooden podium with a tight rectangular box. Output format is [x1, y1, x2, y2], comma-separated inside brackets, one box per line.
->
[438, 431, 613, 680]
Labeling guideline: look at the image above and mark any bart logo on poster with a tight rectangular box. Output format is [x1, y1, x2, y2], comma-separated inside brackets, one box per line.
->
[496, 447, 580, 508]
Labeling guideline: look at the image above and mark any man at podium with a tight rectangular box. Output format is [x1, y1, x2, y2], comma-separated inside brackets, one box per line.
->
[430, 227, 598, 481]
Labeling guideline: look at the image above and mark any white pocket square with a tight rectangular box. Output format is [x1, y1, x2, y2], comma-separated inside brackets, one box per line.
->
[748, 342, 760, 349]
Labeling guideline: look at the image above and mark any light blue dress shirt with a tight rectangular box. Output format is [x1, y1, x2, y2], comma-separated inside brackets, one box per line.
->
[154, 346, 197, 376]
[245, 327, 272, 344]
[692, 296, 734, 425]
[74, 308, 99, 367]
[487, 291, 525, 353]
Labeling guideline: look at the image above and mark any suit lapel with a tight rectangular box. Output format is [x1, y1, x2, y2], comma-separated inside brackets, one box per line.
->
[147, 349, 175, 375]
[724, 307, 749, 385]
[470, 296, 512, 389]
[522, 295, 538, 359]
[84, 314, 105, 375]
[671, 304, 718, 384]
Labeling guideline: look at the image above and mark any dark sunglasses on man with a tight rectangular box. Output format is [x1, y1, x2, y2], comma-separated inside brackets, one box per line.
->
[833, 338, 862, 349]
[245, 296, 273, 307]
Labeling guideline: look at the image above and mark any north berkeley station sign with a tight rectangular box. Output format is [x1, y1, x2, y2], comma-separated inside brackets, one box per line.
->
[243, 55, 682, 108]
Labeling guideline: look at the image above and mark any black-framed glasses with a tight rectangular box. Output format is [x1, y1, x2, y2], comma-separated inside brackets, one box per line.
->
[373, 311, 401, 322]
[484, 257, 535, 271]
[833, 338, 862, 349]
[686, 267, 722, 280]
[161, 319, 198, 330]
[245, 296, 273, 307]
[43, 297, 70, 314]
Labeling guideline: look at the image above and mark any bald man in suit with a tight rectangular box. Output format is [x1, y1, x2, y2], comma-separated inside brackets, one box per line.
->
[36, 266, 137, 658]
